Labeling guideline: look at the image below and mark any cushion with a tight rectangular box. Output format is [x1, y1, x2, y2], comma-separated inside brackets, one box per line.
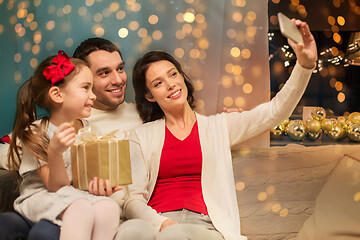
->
[232, 144, 360, 239]
[296, 149, 360, 240]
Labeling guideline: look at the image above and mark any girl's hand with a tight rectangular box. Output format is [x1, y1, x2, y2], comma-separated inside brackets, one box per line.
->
[47, 122, 76, 155]
[88, 177, 123, 196]
[288, 20, 318, 69]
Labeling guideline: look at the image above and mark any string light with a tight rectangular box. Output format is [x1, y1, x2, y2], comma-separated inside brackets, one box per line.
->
[269, 31, 360, 71]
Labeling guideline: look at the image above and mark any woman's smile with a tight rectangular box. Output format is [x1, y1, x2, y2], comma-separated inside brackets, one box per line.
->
[168, 89, 182, 99]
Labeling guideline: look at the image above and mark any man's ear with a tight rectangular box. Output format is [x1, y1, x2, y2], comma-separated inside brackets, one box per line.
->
[48, 86, 63, 104]
[145, 92, 156, 102]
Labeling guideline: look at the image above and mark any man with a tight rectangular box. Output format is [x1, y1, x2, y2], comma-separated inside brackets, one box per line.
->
[0, 38, 152, 240]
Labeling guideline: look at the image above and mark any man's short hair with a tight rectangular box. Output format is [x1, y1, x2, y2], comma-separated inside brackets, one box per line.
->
[73, 37, 123, 61]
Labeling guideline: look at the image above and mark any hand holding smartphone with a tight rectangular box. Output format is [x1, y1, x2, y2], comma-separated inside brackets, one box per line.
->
[277, 12, 303, 44]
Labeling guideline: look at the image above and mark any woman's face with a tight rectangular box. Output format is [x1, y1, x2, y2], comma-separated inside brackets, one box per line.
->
[145, 60, 188, 111]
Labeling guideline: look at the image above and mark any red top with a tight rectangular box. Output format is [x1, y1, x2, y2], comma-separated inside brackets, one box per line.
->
[148, 121, 208, 215]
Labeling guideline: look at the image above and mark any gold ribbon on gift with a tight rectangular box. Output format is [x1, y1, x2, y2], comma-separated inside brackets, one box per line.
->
[71, 126, 132, 191]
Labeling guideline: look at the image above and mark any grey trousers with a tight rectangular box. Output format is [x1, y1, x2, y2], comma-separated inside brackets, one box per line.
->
[157, 209, 224, 240]
[115, 219, 156, 240]
[115, 209, 223, 240]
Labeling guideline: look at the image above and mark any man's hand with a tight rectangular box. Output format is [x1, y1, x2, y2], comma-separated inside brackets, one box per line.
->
[88, 177, 123, 196]
[160, 219, 178, 231]
[222, 107, 244, 113]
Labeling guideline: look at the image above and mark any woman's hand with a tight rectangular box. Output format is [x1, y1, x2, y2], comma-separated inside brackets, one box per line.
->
[288, 20, 318, 69]
[88, 177, 123, 196]
[160, 219, 178, 231]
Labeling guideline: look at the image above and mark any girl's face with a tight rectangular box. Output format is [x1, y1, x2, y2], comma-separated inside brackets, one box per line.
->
[145, 60, 188, 112]
[60, 66, 96, 119]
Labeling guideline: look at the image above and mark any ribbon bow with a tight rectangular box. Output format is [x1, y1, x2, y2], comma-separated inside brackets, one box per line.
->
[76, 125, 127, 144]
[43, 50, 75, 86]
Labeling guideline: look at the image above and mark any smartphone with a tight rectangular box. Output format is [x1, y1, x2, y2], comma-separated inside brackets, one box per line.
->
[277, 12, 303, 44]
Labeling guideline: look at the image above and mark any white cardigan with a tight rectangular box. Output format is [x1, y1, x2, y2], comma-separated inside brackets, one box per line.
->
[123, 62, 313, 240]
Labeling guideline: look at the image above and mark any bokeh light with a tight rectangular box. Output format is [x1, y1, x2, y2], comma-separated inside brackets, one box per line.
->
[118, 28, 129, 38]
[152, 30, 163, 40]
[14, 53, 21, 63]
[32, 45, 40, 55]
[46, 21, 55, 30]
[223, 97, 234, 107]
[149, 15, 159, 24]
[174, 48, 185, 58]
[235, 96, 245, 107]
[116, 10, 126, 20]
[279, 208, 288, 217]
[243, 83, 253, 94]
[235, 182, 245, 191]
[231, 47, 241, 57]
[337, 16, 345, 26]
[110, 2, 120, 12]
[30, 58, 38, 68]
[221, 75, 233, 88]
[257, 192, 267, 201]
[337, 92, 345, 102]
[14, 71, 22, 84]
[183, 12, 195, 23]
[129, 21, 139, 31]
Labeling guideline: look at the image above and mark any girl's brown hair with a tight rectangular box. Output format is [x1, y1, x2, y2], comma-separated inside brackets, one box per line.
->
[8, 55, 88, 171]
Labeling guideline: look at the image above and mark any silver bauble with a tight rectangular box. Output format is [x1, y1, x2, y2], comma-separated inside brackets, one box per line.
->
[287, 120, 306, 141]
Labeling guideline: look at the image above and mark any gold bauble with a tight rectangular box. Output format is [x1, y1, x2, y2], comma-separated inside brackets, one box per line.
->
[337, 116, 347, 127]
[321, 118, 333, 132]
[326, 124, 344, 140]
[270, 123, 284, 139]
[307, 131, 322, 141]
[287, 120, 306, 141]
[348, 123, 360, 142]
[311, 107, 326, 121]
[306, 119, 322, 133]
[348, 112, 360, 123]
[282, 118, 290, 127]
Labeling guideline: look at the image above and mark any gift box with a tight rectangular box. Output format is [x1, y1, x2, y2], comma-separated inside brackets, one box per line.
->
[71, 137, 132, 191]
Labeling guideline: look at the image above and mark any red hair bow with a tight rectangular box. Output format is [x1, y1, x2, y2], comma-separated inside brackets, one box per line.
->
[43, 50, 75, 86]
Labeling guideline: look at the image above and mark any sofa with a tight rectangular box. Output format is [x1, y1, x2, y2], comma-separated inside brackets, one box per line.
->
[1, 143, 360, 239]
[233, 143, 360, 240]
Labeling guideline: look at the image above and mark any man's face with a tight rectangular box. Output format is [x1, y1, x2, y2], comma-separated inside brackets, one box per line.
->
[86, 50, 127, 110]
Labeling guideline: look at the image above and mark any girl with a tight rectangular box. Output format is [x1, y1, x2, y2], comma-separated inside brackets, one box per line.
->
[123, 20, 317, 239]
[8, 50, 120, 240]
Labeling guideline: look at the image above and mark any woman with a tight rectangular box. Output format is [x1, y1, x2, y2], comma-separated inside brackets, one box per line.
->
[124, 20, 317, 240]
